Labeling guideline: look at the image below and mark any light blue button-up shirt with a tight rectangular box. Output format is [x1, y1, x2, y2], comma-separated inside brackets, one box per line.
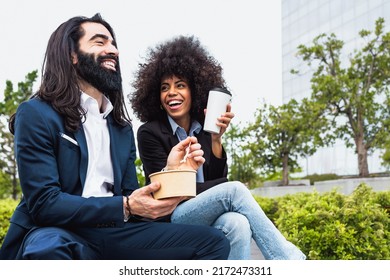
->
[168, 116, 205, 183]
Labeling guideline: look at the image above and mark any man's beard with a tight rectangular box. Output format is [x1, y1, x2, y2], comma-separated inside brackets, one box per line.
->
[75, 51, 122, 94]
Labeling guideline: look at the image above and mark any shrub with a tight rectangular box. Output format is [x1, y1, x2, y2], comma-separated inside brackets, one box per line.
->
[302, 173, 340, 185]
[254, 196, 278, 221]
[271, 184, 390, 259]
[374, 191, 390, 214]
[0, 199, 18, 246]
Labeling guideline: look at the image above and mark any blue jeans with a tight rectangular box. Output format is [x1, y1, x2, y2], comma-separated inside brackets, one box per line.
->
[171, 181, 306, 260]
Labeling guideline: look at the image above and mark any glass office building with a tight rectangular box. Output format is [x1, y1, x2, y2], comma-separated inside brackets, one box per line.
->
[282, 0, 390, 175]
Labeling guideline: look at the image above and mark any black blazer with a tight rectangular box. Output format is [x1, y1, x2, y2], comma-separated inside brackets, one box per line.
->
[137, 115, 228, 194]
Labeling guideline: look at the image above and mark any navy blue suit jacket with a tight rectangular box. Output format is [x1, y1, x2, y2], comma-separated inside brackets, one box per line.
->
[0, 98, 139, 259]
[137, 115, 228, 195]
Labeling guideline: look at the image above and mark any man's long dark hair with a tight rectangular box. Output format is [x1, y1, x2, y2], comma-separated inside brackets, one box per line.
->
[9, 13, 131, 134]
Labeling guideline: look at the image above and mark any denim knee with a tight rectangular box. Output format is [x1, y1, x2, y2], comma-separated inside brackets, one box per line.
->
[222, 181, 252, 199]
[213, 212, 252, 259]
[213, 212, 252, 240]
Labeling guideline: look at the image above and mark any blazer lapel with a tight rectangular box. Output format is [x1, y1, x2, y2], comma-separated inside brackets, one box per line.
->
[107, 116, 123, 195]
[74, 116, 127, 196]
[160, 115, 180, 147]
[74, 126, 88, 188]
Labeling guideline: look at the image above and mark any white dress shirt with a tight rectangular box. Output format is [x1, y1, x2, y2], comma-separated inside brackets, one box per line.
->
[80, 92, 115, 198]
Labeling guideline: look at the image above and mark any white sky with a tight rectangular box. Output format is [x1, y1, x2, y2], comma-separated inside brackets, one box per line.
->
[0, 0, 282, 132]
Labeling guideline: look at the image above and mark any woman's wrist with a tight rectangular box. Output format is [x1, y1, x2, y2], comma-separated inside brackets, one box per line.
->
[211, 137, 223, 158]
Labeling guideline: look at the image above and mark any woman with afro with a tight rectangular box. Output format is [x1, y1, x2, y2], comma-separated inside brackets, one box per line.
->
[130, 35, 305, 260]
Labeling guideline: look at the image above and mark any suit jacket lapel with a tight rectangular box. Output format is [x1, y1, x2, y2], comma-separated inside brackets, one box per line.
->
[160, 115, 180, 148]
[73, 116, 128, 196]
[74, 126, 88, 188]
[107, 116, 123, 195]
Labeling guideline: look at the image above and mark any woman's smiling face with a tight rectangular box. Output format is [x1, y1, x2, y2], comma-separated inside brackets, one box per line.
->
[160, 75, 192, 122]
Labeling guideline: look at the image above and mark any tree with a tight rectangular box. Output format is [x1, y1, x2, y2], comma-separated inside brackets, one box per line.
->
[0, 70, 38, 199]
[0, 171, 13, 199]
[244, 98, 330, 186]
[224, 123, 259, 188]
[380, 135, 390, 169]
[294, 17, 390, 177]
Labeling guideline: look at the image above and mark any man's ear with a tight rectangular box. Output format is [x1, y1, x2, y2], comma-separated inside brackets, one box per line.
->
[71, 52, 78, 64]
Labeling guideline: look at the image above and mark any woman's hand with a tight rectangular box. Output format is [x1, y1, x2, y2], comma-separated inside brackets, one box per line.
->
[205, 103, 235, 158]
[213, 103, 235, 139]
[166, 136, 205, 171]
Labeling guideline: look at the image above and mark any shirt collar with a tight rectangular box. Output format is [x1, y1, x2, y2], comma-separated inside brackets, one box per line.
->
[80, 92, 113, 118]
[167, 115, 202, 136]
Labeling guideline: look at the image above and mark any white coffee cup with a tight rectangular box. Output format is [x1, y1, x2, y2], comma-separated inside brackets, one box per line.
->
[203, 87, 232, 134]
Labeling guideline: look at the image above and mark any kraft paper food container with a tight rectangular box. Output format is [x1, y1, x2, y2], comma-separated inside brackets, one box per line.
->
[149, 169, 197, 200]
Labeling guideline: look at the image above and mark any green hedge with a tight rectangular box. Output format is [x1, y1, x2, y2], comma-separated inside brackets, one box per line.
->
[255, 183, 390, 259]
[1, 184, 389, 259]
[0, 199, 18, 246]
[301, 173, 341, 185]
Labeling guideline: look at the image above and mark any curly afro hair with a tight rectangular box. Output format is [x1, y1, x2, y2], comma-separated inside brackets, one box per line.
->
[129, 35, 227, 125]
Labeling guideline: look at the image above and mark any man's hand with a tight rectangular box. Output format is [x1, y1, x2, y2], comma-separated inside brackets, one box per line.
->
[126, 182, 185, 219]
[166, 136, 205, 171]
